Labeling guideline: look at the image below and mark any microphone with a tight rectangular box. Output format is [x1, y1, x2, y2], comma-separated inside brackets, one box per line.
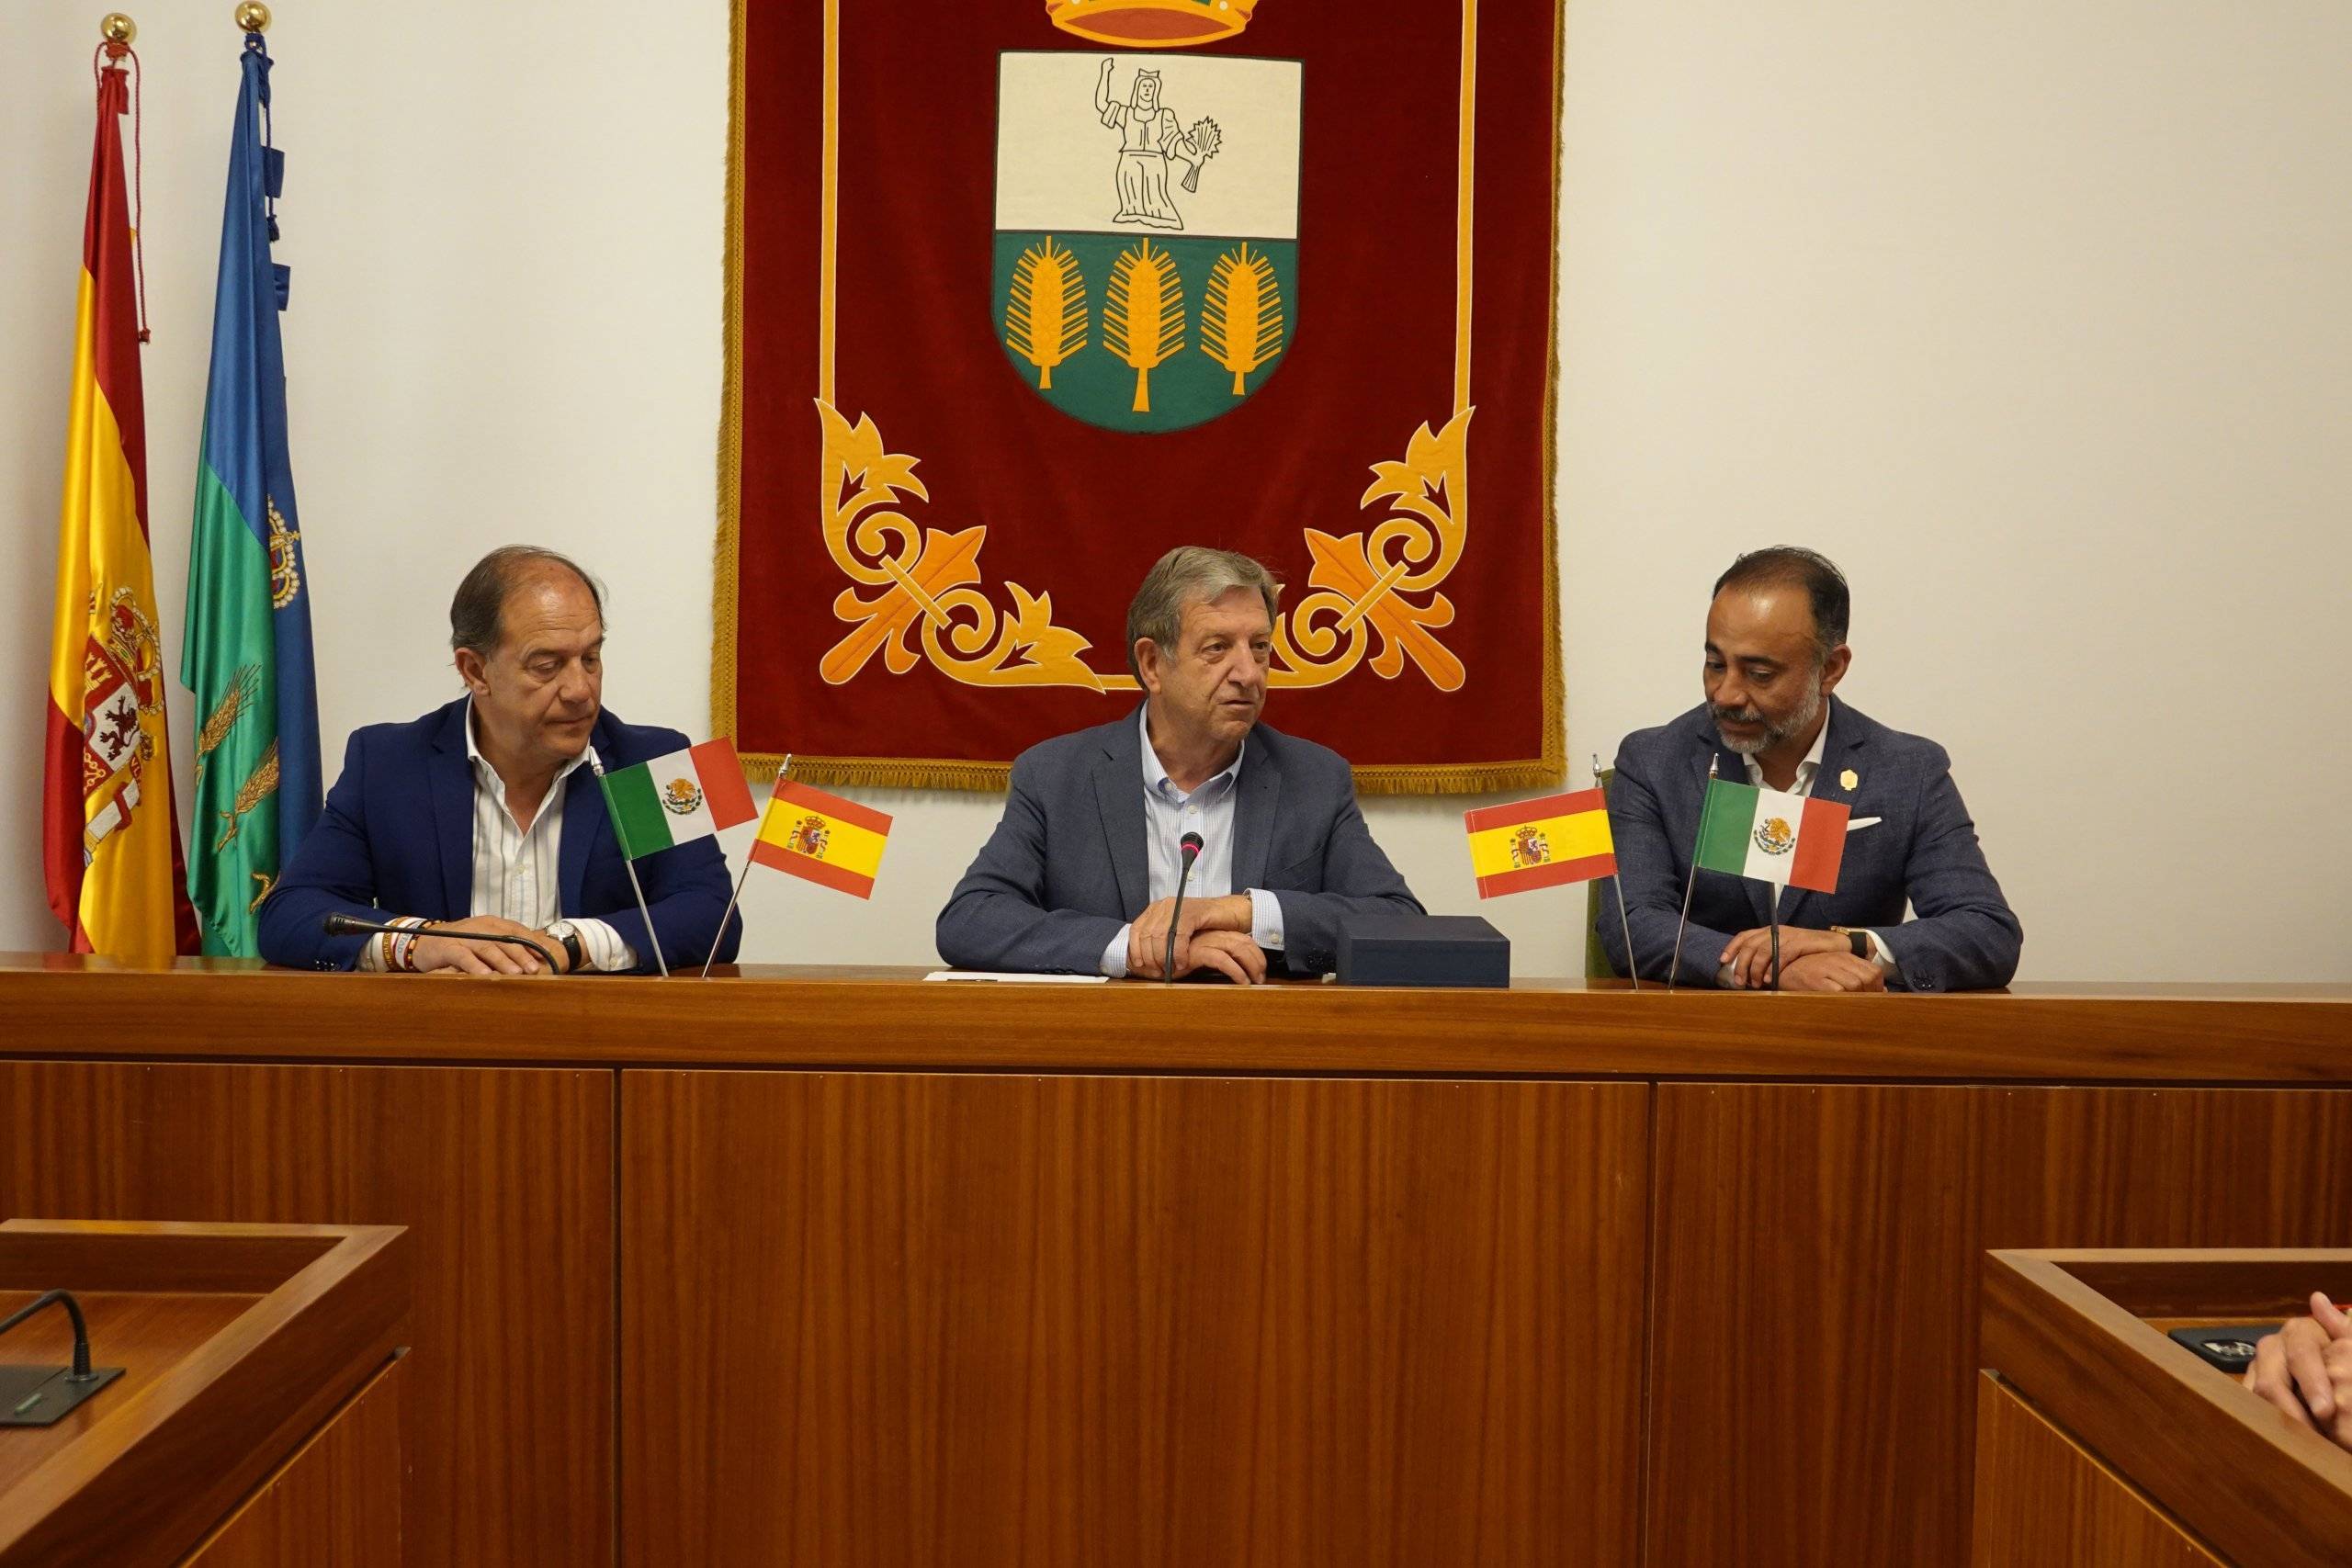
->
[0, 1289, 122, 1426]
[1164, 830, 1204, 984]
[322, 912, 558, 974]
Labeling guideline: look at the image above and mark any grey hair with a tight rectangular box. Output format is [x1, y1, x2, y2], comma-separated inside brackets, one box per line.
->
[1125, 546, 1282, 680]
[449, 546, 606, 656]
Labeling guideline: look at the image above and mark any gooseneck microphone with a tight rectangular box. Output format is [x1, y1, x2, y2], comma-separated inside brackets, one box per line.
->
[0, 1290, 99, 1382]
[322, 912, 558, 974]
[1165, 830, 1205, 984]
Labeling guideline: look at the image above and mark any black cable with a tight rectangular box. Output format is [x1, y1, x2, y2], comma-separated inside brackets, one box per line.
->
[0, 1290, 98, 1381]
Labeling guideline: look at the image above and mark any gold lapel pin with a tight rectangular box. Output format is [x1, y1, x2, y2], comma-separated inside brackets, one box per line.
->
[1839, 768, 1859, 791]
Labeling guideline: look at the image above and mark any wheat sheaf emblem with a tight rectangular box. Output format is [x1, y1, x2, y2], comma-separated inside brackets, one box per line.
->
[1006, 236, 1090, 391]
[1202, 241, 1283, 396]
[1104, 236, 1185, 413]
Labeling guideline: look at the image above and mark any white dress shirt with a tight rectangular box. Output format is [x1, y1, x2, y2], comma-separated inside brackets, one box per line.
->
[1729, 710, 1894, 977]
[1099, 709, 1286, 978]
[358, 703, 637, 972]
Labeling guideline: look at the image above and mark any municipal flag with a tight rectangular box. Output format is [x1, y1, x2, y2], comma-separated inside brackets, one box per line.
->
[182, 33, 322, 955]
[1464, 788, 1615, 898]
[43, 51, 198, 962]
[599, 741, 758, 858]
[1693, 778, 1849, 894]
[750, 780, 892, 899]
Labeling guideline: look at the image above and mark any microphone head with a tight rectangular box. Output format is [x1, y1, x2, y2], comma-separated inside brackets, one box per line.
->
[1179, 830, 1204, 858]
[322, 912, 373, 936]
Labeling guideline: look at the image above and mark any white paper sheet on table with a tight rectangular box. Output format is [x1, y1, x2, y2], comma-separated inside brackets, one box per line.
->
[924, 971, 1110, 984]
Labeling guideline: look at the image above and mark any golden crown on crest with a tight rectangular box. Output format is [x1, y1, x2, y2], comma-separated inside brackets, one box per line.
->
[1047, 0, 1257, 49]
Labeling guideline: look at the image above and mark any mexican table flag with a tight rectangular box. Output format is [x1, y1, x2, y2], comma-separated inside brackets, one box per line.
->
[598, 740, 757, 858]
[1464, 788, 1615, 898]
[1693, 778, 1849, 894]
[750, 780, 893, 900]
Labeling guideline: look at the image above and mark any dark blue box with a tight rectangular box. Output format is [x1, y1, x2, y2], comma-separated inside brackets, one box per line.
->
[1334, 913, 1510, 988]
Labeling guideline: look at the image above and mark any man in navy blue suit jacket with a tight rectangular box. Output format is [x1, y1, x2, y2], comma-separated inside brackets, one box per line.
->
[258, 547, 740, 975]
[1599, 547, 2020, 992]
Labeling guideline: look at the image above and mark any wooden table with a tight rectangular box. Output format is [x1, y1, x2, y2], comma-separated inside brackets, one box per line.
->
[3, 956, 2346, 1565]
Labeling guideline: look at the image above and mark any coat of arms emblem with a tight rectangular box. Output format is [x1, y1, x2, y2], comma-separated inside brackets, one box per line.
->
[1509, 825, 1551, 869]
[662, 778, 705, 816]
[787, 815, 832, 859]
[78, 588, 167, 867]
[993, 51, 1301, 432]
[1752, 817, 1796, 856]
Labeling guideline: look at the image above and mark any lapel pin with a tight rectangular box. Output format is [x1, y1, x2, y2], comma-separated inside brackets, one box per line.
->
[1839, 768, 1859, 791]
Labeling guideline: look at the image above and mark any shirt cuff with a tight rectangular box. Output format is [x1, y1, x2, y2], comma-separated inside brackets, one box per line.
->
[1863, 928, 1896, 976]
[1247, 888, 1285, 953]
[569, 918, 639, 974]
[356, 916, 426, 973]
[1102, 924, 1132, 979]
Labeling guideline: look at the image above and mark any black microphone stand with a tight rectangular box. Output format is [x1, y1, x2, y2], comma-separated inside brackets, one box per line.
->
[1164, 833, 1204, 984]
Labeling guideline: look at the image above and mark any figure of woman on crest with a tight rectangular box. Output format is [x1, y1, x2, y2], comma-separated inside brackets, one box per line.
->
[1095, 60, 1190, 230]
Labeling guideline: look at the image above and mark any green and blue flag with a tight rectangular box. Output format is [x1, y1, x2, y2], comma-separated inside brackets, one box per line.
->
[181, 34, 321, 955]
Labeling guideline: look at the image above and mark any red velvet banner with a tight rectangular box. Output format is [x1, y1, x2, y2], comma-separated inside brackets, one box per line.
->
[717, 0, 1561, 792]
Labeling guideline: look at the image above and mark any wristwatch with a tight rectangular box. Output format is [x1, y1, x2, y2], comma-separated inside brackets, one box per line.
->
[548, 920, 588, 975]
[1828, 925, 1871, 959]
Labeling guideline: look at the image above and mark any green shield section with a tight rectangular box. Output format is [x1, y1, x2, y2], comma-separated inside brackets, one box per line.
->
[181, 462, 280, 956]
[993, 231, 1297, 434]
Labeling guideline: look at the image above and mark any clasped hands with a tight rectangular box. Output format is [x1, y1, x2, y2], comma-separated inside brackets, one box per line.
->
[408, 916, 572, 977]
[1718, 926, 1885, 992]
[2245, 1292, 2352, 1450]
[1126, 893, 1266, 985]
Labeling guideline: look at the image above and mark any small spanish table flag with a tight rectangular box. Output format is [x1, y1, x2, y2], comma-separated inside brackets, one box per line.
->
[751, 779, 893, 900]
[1463, 788, 1616, 898]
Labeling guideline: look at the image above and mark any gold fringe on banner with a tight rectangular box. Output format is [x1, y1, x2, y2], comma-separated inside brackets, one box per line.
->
[709, 0, 1566, 799]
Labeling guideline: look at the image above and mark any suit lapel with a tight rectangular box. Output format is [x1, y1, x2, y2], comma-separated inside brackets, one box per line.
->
[1778, 700, 1864, 926]
[1094, 716, 1149, 918]
[1231, 731, 1281, 893]
[429, 705, 475, 917]
[557, 761, 605, 918]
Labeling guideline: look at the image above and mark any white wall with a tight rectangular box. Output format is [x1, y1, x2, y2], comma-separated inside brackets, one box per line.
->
[4, 1, 2346, 981]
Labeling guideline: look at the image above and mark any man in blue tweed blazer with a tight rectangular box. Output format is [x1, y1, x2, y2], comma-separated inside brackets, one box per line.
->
[937, 547, 1422, 982]
[1598, 547, 2020, 992]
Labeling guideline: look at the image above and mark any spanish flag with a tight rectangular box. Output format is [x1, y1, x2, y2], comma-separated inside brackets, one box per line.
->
[44, 55, 198, 962]
[1464, 788, 1616, 899]
[749, 779, 893, 899]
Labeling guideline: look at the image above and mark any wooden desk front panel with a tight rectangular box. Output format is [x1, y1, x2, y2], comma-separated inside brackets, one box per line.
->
[1649, 1084, 2352, 1566]
[620, 1071, 1649, 1568]
[189, 1356, 406, 1568]
[0, 1062, 611, 1568]
[1970, 1374, 2222, 1566]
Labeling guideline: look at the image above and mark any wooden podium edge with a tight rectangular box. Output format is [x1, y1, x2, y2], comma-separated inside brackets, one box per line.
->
[1981, 1248, 2352, 1568]
[0, 1221, 409, 1568]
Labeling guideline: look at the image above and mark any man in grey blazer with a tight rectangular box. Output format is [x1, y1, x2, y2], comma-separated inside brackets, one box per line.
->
[938, 547, 1423, 981]
[1599, 547, 2021, 992]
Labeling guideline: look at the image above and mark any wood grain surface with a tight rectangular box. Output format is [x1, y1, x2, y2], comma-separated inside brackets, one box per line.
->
[1970, 1373, 2222, 1566]
[0, 954, 2346, 1080]
[0, 1222, 404, 1568]
[188, 1355, 405, 1568]
[0, 1065, 612, 1568]
[619, 1070, 1649, 1567]
[1982, 1251, 2352, 1567]
[1649, 1085, 2352, 1567]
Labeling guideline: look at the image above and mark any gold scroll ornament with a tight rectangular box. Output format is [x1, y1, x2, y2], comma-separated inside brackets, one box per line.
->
[815, 400, 1471, 694]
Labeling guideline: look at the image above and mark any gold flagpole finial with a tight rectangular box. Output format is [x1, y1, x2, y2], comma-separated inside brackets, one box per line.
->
[235, 2, 270, 32]
[100, 13, 137, 43]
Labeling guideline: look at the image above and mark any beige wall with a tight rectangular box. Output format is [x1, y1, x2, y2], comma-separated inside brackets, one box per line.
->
[4, 1, 2346, 980]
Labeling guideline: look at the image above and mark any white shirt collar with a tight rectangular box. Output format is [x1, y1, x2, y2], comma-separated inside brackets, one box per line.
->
[463, 698, 591, 789]
[1138, 705, 1245, 803]
[1741, 707, 1831, 794]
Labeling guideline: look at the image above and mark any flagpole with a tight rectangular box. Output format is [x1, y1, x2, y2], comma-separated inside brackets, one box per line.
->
[1594, 753, 1637, 991]
[1667, 755, 1716, 992]
[585, 745, 668, 977]
[702, 753, 786, 978]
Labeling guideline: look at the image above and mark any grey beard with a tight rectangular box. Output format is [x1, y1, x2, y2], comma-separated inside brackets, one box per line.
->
[1713, 682, 1822, 758]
